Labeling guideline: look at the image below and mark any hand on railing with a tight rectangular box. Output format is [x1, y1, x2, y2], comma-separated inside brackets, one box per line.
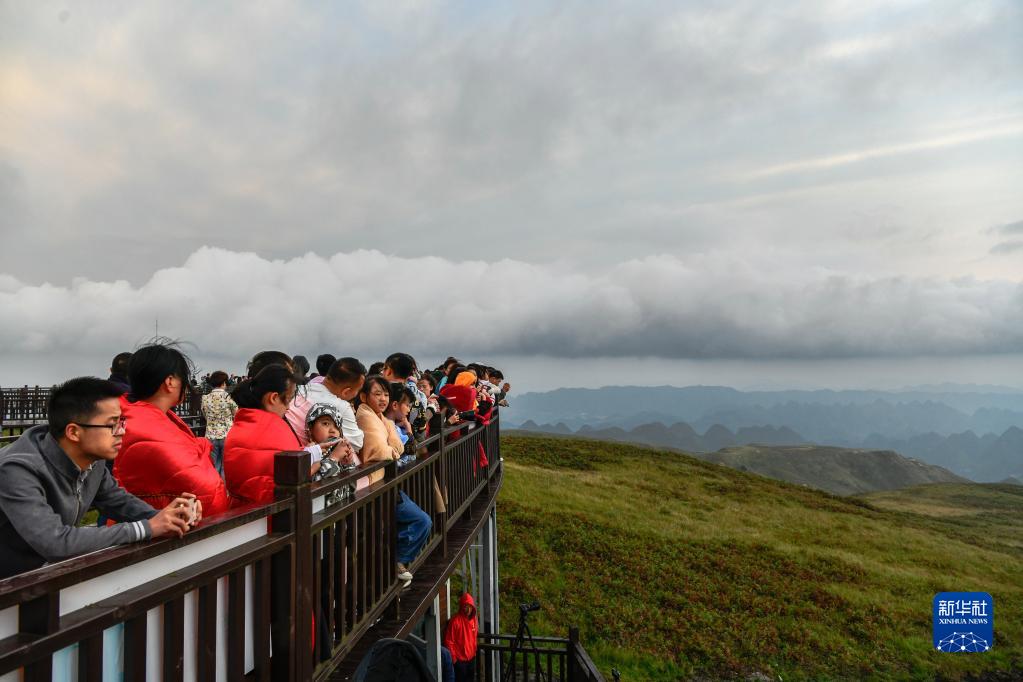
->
[149, 493, 201, 538]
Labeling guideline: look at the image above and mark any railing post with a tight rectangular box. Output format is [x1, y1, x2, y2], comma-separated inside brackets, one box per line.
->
[384, 459, 400, 621]
[439, 425, 448, 557]
[480, 507, 500, 680]
[20, 593, 59, 682]
[567, 627, 580, 682]
[272, 450, 313, 682]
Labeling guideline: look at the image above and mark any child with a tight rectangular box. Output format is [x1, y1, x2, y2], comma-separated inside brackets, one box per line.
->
[386, 384, 415, 443]
[417, 373, 440, 415]
[389, 382, 448, 517]
[306, 403, 359, 505]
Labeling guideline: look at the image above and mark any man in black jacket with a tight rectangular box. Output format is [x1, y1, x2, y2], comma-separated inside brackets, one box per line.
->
[0, 377, 198, 579]
[107, 352, 132, 394]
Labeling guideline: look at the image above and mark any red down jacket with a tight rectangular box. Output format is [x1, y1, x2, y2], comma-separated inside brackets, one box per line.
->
[114, 396, 230, 515]
[443, 592, 478, 663]
[223, 408, 302, 506]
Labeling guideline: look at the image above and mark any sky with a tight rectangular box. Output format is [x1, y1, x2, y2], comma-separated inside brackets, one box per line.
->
[1, 1, 1022, 392]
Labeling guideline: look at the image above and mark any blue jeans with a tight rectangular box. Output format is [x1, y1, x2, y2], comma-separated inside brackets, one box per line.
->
[209, 438, 225, 477]
[396, 490, 431, 565]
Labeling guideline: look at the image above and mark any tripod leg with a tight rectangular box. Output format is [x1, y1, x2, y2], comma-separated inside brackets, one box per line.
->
[502, 620, 526, 682]
[521, 623, 548, 682]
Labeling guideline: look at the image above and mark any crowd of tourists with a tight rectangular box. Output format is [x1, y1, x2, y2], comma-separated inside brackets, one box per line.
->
[0, 344, 510, 585]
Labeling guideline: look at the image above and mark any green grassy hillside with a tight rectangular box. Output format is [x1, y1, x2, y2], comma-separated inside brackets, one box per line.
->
[702, 444, 966, 496]
[496, 435, 1023, 681]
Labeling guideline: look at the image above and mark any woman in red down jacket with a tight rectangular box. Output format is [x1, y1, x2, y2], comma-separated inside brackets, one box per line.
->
[223, 363, 339, 506]
[223, 364, 303, 506]
[443, 592, 478, 682]
[115, 344, 230, 516]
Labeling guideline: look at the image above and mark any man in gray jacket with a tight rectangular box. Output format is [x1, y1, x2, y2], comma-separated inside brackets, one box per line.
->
[0, 377, 198, 579]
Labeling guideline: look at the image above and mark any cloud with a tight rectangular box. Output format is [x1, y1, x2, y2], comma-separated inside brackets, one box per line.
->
[994, 219, 1023, 235]
[1, 1, 1021, 285]
[744, 122, 1023, 179]
[990, 240, 1023, 255]
[1, 247, 1021, 365]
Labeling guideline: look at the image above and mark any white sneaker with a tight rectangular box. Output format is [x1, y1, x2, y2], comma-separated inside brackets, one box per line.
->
[396, 563, 413, 582]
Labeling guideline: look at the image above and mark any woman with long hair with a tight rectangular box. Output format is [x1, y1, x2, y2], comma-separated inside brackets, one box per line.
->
[115, 342, 230, 516]
[224, 360, 344, 506]
[355, 375, 432, 585]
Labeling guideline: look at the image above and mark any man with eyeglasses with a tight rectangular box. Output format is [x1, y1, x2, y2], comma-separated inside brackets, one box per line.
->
[0, 377, 200, 579]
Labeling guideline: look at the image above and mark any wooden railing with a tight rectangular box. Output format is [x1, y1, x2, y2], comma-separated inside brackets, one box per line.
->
[0, 385, 206, 445]
[0, 414, 503, 682]
[478, 628, 606, 682]
[0, 386, 51, 425]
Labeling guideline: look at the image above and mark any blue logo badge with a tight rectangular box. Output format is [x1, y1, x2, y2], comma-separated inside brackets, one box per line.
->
[933, 592, 994, 652]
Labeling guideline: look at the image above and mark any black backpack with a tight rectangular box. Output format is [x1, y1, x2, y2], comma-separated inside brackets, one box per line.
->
[352, 638, 436, 682]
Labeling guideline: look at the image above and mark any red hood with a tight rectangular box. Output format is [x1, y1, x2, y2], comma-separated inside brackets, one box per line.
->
[224, 408, 301, 506]
[439, 384, 477, 412]
[459, 591, 477, 618]
[115, 396, 228, 515]
[443, 591, 479, 663]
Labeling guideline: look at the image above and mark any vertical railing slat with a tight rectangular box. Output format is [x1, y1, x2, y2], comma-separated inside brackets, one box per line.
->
[78, 632, 104, 682]
[123, 612, 147, 681]
[197, 582, 217, 682]
[312, 530, 323, 665]
[163, 595, 185, 682]
[20, 592, 57, 682]
[326, 523, 336, 653]
[253, 556, 272, 682]
[227, 567, 246, 681]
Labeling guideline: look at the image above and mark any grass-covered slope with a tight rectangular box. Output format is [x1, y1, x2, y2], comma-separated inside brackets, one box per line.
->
[496, 435, 1023, 681]
[702, 444, 966, 496]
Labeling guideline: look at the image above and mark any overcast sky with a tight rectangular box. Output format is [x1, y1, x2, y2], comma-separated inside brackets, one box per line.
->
[1, 1, 1022, 391]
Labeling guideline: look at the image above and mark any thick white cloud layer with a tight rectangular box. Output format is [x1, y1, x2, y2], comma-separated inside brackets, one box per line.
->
[1, 247, 1020, 364]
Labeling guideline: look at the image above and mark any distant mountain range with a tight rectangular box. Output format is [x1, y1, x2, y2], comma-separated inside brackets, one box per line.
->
[515, 418, 1023, 482]
[507, 384, 1023, 439]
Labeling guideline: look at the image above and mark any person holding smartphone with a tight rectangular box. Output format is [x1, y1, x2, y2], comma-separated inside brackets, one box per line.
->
[0, 377, 202, 579]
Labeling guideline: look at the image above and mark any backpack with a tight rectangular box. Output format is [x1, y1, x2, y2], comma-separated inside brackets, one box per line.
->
[352, 638, 436, 682]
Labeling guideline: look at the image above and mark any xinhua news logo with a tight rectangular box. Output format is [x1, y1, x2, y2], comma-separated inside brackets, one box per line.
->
[933, 592, 994, 653]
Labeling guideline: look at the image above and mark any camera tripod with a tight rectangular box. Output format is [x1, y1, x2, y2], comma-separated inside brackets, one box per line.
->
[501, 601, 547, 682]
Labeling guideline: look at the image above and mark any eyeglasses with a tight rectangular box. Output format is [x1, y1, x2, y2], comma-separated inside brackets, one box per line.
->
[74, 416, 127, 436]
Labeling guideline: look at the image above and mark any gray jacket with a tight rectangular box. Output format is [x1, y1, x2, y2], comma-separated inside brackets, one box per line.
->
[0, 425, 157, 579]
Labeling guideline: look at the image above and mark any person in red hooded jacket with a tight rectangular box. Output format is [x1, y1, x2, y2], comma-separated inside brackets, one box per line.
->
[443, 592, 478, 682]
[223, 361, 345, 506]
[115, 344, 230, 516]
[439, 370, 488, 469]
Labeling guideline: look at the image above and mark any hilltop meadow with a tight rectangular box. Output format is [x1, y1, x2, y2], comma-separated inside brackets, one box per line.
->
[495, 435, 1023, 681]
